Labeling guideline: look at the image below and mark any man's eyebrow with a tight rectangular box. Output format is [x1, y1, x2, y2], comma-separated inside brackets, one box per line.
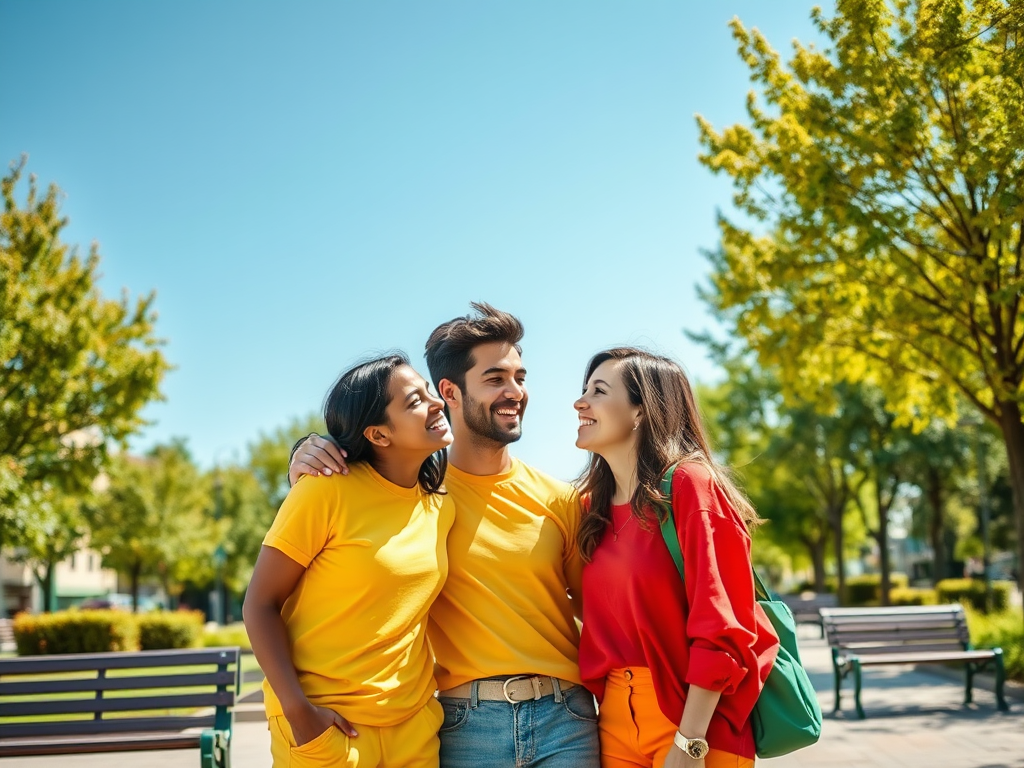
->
[480, 366, 528, 377]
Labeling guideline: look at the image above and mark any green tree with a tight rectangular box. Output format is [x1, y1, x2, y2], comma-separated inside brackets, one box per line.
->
[9, 485, 89, 611]
[697, 0, 1024, 589]
[247, 413, 325, 510]
[84, 441, 212, 611]
[699, 351, 867, 594]
[1, 157, 169, 609]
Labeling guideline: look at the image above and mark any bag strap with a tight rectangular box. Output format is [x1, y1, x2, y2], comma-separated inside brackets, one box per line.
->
[657, 463, 772, 602]
[658, 464, 685, 580]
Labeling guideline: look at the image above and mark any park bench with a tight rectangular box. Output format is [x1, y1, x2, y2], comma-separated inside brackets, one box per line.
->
[780, 592, 838, 637]
[0, 646, 239, 766]
[820, 604, 1008, 719]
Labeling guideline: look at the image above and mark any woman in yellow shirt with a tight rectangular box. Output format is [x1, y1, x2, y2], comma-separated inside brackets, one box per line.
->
[243, 353, 456, 768]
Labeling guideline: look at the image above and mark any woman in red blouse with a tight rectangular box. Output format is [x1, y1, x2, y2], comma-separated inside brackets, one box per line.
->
[574, 347, 779, 768]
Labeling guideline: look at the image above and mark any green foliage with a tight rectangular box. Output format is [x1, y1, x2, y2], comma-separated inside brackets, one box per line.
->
[696, 0, 1024, 590]
[202, 622, 251, 651]
[965, 606, 1024, 682]
[13, 610, 138, 654]
[207, 467, 274, 594]
[845, 573, 909, 606]
[889, 587, 938, 606]
[247, 413, 325, 510]
[794, 577, 838, 594]
[137, 610, 204, 650]
[936, 578, 1012, 613]
[83, 441, 214, 610]
[0, 157, 169, 560]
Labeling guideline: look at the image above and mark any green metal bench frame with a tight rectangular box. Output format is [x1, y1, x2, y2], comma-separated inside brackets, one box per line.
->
[0, 646, 240, 767]
[820, 604, 1008, 719]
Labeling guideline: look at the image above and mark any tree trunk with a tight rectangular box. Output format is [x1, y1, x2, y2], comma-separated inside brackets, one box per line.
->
[130, 560, 141, 614]
[927, 468, 946, 584]
[810, 538, 827, 593]
[829, 503, 846, 603]
[997, 401, 1024, 595]
[33, 561, 56, 613]
[877, 484, 891, 606]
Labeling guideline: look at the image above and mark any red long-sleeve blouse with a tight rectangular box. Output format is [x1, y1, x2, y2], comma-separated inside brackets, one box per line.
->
[578, 462, 779, 759]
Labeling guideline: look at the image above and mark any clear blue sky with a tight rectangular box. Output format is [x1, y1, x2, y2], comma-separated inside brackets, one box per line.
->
[1, 1, 826, 481]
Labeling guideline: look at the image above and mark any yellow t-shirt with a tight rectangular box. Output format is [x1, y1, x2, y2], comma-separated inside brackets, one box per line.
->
[261, 462, 455, 727]
[428, 458, 583, 690]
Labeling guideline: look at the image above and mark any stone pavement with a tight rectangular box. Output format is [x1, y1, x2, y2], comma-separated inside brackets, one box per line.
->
[5, 630, 1023, 767]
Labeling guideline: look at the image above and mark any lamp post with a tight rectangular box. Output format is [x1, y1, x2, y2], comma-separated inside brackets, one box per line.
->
[212, 473, 226, 626]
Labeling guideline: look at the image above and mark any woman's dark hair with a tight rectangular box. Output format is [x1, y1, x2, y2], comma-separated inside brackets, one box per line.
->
[323, 352, 447, 494]
[576, 347, 760, 561]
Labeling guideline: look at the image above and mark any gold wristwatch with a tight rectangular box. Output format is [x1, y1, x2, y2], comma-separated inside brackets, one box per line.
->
[673, 731, 710, 760]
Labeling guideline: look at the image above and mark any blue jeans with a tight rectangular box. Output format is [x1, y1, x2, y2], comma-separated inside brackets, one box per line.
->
[438, 682, 600, 768]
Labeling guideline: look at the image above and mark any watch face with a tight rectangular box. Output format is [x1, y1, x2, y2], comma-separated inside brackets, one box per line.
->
[688, 740, 710, 759]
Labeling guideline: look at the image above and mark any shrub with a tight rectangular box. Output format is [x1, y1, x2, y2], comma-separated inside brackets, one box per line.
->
[13, 610, 138, 655]
[889, 587, 938, 606]
[137, 610, 204, 650]
[843, 573, 909, 606]
[936, 578, 1011, 613]
[202, 623, 251, 651]
[794, 577, 838, 594]
[964, 606, 1024, 683]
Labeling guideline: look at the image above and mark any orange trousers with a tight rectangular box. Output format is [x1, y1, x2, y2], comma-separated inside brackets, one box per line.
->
[599, 668, 754, 768]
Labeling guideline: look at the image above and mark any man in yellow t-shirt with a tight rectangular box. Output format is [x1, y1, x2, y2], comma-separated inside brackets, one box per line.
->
[291, 304, 600, 768]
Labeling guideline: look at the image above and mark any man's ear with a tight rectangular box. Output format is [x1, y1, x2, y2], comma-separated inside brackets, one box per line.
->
[438, 378, 461, 409]
[363, 424, 391, 447]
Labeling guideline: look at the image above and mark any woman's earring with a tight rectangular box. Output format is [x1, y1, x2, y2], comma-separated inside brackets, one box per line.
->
[632, 422, 639, 431]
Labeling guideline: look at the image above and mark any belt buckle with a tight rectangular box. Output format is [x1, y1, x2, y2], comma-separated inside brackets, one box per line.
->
[501, 675, 536, 704]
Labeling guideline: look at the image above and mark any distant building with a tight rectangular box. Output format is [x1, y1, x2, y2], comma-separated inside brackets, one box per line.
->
[1, 546, 117, 617]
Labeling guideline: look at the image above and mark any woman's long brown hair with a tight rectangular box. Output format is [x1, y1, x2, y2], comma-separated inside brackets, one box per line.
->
[576, 347, 760, 561]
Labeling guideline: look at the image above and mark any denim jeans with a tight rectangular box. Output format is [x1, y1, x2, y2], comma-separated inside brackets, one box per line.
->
[438, 681, 600, 768]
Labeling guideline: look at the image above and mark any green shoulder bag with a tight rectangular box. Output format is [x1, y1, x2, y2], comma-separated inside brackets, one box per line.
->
[657, 465, 822, 758]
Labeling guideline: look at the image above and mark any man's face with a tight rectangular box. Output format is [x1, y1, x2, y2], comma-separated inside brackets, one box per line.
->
[458, 341, 528, 445]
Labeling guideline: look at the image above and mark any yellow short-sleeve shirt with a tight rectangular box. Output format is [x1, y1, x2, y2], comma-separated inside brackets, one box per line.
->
[428, 458, 583, 690]
[261, 461, 455, 727]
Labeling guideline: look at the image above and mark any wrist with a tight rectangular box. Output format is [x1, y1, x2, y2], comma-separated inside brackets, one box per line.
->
[673, 732, 709, 760]
[281, 696, 313, 720]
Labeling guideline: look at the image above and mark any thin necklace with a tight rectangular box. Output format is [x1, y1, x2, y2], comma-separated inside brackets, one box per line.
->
[613, 513, 633, 541]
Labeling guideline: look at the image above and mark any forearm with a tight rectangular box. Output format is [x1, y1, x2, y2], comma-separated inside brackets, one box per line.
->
[677, 683, 721, 738]
[242, 601, 309, 717]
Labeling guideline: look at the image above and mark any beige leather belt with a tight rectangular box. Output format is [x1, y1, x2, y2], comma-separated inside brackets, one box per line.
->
[439, 675, 577, 704]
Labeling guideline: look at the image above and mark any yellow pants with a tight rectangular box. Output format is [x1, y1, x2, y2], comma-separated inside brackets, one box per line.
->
[599, 668, 754, 768]
[269, 698, 442, 768]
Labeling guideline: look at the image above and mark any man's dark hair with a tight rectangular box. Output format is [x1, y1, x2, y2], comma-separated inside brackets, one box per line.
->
[424, 302, 524, 393]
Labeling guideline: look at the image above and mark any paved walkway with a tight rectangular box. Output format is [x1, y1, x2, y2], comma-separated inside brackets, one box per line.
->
[5, 631, 1023, 767]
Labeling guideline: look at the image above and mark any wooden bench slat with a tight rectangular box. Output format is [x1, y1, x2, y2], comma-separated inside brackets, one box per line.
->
[830, 630, 963, 644]
[0, 670, 236, 696]
[854, 650, 999, 665]
[0, 691, 232, 717]
[0, 732, 202, 757]
[836, 642, 967, 655]
[0, 647, 239, 675]
[0, 715, 216, 739]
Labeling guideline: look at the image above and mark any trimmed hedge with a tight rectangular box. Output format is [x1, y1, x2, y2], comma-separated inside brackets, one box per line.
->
[844, 573, 909, 606]
[936, 578, 1011, 613]
[889, 587, 938, 606]
[965, 607, 1024, 682]
[13, 610, 138, 655]
[202, 623, 251, 651]
[138, 610, 204, 650]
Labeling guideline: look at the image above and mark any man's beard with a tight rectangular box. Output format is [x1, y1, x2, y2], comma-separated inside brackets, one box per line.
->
[462, 392, 523, 445]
